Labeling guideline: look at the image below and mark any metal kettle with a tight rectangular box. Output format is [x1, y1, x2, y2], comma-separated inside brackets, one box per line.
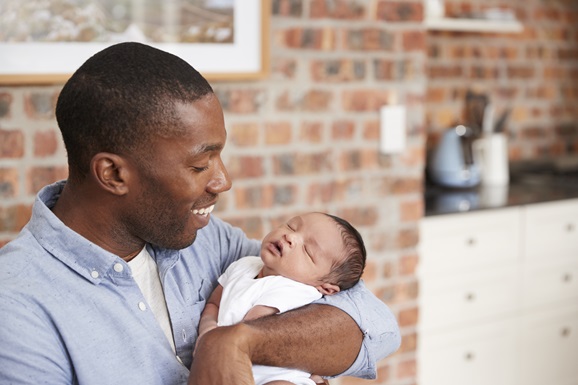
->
[428, 125, 481, 188]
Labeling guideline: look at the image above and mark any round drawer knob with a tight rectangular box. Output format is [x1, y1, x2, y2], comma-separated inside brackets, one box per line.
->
[567, 223, 575, 232]
[562, 273, 573, 283]
[561, 327, 571, 338]
[465, 292, 476, 301]
[466, 238, 477, 246]
[464, 352, 475, 361]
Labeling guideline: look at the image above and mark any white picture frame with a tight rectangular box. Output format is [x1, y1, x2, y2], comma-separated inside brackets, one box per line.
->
[0, 0, 269, 84]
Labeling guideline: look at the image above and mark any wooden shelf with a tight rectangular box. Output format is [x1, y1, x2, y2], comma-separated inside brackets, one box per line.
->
[425, 17, 524, 33]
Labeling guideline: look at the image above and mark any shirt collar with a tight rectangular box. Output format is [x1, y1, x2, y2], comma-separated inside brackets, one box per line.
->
[28, 180, 131, 285]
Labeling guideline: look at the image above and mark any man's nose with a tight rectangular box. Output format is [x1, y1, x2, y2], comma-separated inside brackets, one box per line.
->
[207, 157, 232, 194]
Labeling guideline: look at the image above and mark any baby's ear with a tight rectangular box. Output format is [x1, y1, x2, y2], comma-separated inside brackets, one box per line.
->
[316, 283, 340, 296]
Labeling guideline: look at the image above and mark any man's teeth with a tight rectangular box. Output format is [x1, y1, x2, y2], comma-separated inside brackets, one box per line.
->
[192, 205, 215, 216]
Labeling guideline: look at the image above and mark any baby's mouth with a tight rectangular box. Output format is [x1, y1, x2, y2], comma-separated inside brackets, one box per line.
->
[192, 204, 215, 217]
[273, 240, 283, 256]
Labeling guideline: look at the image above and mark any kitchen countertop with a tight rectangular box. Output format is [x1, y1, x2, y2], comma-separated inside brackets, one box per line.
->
[425, 172, 578, 216]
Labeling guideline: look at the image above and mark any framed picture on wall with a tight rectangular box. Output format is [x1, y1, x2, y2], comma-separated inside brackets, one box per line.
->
[0, 0, 269, 84]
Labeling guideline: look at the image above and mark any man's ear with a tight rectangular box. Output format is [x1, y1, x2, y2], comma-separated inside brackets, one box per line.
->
[91, 152, 130, 196]
[316, 283, 341, 296]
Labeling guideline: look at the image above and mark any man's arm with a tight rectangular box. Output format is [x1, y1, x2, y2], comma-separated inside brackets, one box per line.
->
[189, 303, 362, 385]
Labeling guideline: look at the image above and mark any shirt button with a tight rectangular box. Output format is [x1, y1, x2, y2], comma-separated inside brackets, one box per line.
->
[91, 271, 99, 279]
[113, 263, 124, 272]
[138, 302, 147, 311]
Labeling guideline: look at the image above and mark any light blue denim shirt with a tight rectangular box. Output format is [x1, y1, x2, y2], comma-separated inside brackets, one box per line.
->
[0, 181, 400, 384]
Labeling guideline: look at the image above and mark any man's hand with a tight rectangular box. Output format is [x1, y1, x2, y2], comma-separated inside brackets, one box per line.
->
[188, 323, 256, 385]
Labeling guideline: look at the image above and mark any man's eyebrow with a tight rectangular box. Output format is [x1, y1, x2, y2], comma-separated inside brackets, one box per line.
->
[192, 142, 224, 155]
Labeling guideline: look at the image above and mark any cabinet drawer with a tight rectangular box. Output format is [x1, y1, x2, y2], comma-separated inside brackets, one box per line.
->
[419, 319, 519, 385]
[522, 258, 578, 309]
[519, 304, 578, 385]
[420, 266, 519, 331]
[420, 207, 521, 275]
[524, 199, 578, 260]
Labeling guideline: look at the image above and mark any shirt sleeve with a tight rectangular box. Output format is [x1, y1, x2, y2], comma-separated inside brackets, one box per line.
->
[0, 293, 72, 384]
[313, 280, 401, 380]
[207, 216, 262, 273]
[254, 276, 322, 314]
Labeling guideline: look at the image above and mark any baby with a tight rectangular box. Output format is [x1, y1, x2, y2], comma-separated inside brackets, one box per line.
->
[197, 212, 366, 385]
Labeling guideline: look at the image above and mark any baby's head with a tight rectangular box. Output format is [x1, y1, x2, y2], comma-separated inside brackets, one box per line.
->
[260, 212, 366, 295]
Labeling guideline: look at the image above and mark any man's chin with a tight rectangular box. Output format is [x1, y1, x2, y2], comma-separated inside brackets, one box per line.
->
[158, 232, 198, 251]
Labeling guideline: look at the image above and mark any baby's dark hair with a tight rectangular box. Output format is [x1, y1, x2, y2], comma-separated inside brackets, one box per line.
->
[322, 214, 366, 291]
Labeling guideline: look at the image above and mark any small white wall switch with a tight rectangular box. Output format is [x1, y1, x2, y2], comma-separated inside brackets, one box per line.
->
[379, 105, 406, 154]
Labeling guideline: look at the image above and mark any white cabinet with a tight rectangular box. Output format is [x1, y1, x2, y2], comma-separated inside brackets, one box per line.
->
[418, 198, 578, 385]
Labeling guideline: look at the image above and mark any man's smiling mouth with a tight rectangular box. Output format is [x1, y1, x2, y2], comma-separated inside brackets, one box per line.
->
[192, 204, 215, 216]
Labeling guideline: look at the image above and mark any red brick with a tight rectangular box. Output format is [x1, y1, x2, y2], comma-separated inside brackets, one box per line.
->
[399, 253, 418, 276]
[235, 185, 274, 209]
[361, 259, 377, 282]
[277, 90, 333, 112]
[215, 89, 263, 113]
[299, 121, 324, 143]
[0, 167, 19, 198]
[271, 57, 297, 79]
[363, 120, 380, 141]
[302, 90, 332, 111]
[341, 90, 392, 111]
[342, 28, 395, 51]
[271, 0, 303, 17]
[0, 203, 32, 232]
[400, 199, 423, 222]
[376, 1, 423, 22]
[0, 93, 13, 118]
[376, 280, 419, 304]
[398, 307, 418, 327]
[397, 358, 417, 379]
[282, 27, 335, 50]
[265, 122, 292, 145]
[310, 59, 366, 82]
[309, 0, 365, 19]
[34, 130, 59, 157]
[225, 156, 264, 179]
[337, 206, 378, 227]
[396, 227, 419, 249]
[272, 151, 333, 176]
[24, 91, 57, 120]
[0, 129, 24, 158]
[399, 331, 417, 353]
[507, 65, 535, 79]
[402, 30, 426, 51]
[229, 122, 259, 147]
[219, 216, 264, 240]
[427, 64, 463, 79]
[27, 166, 68, 195]
[331, 120, 355, 140]
[306, 180, 345, 204]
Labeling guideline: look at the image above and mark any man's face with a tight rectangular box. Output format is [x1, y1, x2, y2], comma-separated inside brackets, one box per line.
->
[124, 93, 231, 250]
[260, 213, 345, 286]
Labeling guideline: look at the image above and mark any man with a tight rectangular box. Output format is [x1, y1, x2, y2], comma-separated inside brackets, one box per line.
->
[0, 42, 400, 385]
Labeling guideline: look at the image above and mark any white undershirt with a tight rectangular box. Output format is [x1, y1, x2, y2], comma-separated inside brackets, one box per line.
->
[128, 247, 176, 353]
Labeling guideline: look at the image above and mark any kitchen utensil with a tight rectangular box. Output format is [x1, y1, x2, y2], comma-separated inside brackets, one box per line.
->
[473, 133, 510, 185]
[428, 125, 481, 188]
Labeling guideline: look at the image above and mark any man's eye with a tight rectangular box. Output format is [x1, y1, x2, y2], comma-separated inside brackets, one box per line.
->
[192, 165, 209, 172]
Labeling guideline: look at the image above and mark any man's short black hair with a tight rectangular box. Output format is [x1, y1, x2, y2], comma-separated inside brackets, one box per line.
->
[56, 42, 214, 181]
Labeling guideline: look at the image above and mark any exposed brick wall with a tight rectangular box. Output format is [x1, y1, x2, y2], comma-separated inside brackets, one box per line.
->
[0, 2, 423, 383]
[426, 0, 578, 160]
